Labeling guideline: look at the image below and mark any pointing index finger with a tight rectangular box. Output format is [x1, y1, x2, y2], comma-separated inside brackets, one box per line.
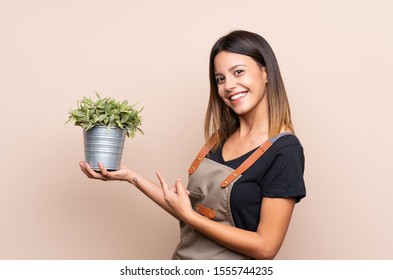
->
[156, 171, 168, 193]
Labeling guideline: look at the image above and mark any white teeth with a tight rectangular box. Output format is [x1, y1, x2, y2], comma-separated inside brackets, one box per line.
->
[230, 92, 247, 101]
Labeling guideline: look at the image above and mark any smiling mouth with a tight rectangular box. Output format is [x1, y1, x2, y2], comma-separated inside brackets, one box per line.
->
[230, 92, 247, 101]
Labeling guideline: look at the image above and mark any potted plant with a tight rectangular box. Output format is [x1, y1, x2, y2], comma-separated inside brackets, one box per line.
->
[67, 92, 143, 171]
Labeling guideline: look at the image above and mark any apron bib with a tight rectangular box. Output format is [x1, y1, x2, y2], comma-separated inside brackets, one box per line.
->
[172, 132, 291, 260]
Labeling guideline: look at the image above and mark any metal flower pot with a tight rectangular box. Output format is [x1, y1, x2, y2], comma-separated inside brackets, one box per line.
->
[83, 126, 126, 171]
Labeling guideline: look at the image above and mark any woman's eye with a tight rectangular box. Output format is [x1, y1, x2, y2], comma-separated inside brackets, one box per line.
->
[215, 76, 225, 84]
[234, 69, 244, 75]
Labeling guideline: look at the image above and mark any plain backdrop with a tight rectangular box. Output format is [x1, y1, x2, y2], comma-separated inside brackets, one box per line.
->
[1, 0, 392, 259]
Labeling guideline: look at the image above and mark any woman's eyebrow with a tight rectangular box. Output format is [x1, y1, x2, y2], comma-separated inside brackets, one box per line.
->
[215, 64, 247, 76]
[228, 64, 246, 71]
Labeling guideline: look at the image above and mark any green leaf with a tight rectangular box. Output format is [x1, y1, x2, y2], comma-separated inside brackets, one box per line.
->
[72, 110, 84, 117]
[137, 127, 144, 135]
[92, 114, 99, 123]
[108, 109, 120, 115]
[120, 114, 130, 123]
[98, 114, 107, 122]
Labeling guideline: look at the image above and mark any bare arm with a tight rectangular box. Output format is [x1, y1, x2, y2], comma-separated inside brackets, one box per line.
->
[79, 162, 180, 219]
[186, 197, 295, 259]
[157, 172, 295, 259]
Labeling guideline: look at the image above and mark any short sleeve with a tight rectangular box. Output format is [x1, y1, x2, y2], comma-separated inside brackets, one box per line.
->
[262, 143, 306, 203]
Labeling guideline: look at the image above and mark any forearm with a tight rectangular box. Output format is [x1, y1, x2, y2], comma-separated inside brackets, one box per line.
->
[183, 198, 295, 259]
[185, 212, 280, 260]
[128, 172, 180, 220]
[80, 161, 179, 219]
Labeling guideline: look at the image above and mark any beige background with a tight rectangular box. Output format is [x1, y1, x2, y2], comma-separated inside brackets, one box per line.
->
[1, 0, 392, 259]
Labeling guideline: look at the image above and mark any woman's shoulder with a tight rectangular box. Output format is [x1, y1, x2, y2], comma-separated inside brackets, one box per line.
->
[270, 132, 303, 148]
[265, 133, 305, 163]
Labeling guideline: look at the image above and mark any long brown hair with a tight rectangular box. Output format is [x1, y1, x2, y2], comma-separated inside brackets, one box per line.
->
[204, 30, 294, 146]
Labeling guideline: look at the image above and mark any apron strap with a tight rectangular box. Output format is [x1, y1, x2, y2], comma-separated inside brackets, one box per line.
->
[220, 141, 272, 187]
[188, 134, 218, 175]
[220, 132, 292, 187]
[188, 132, 292, 186]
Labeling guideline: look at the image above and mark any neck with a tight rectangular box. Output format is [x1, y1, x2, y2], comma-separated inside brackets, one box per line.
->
[237, 118, 269, 138]
[237, 101, 269, 138]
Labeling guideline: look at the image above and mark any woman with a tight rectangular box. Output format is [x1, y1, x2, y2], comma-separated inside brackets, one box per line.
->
[80, 30, 306, 260]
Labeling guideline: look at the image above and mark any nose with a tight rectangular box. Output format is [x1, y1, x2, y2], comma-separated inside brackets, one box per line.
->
[224, 76, 237, 91]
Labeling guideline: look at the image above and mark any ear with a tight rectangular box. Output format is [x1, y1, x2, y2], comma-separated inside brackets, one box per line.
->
[260, 66, 268, 84]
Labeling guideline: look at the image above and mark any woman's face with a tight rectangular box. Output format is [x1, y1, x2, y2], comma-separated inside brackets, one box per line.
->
[214, 51, 268, 117]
